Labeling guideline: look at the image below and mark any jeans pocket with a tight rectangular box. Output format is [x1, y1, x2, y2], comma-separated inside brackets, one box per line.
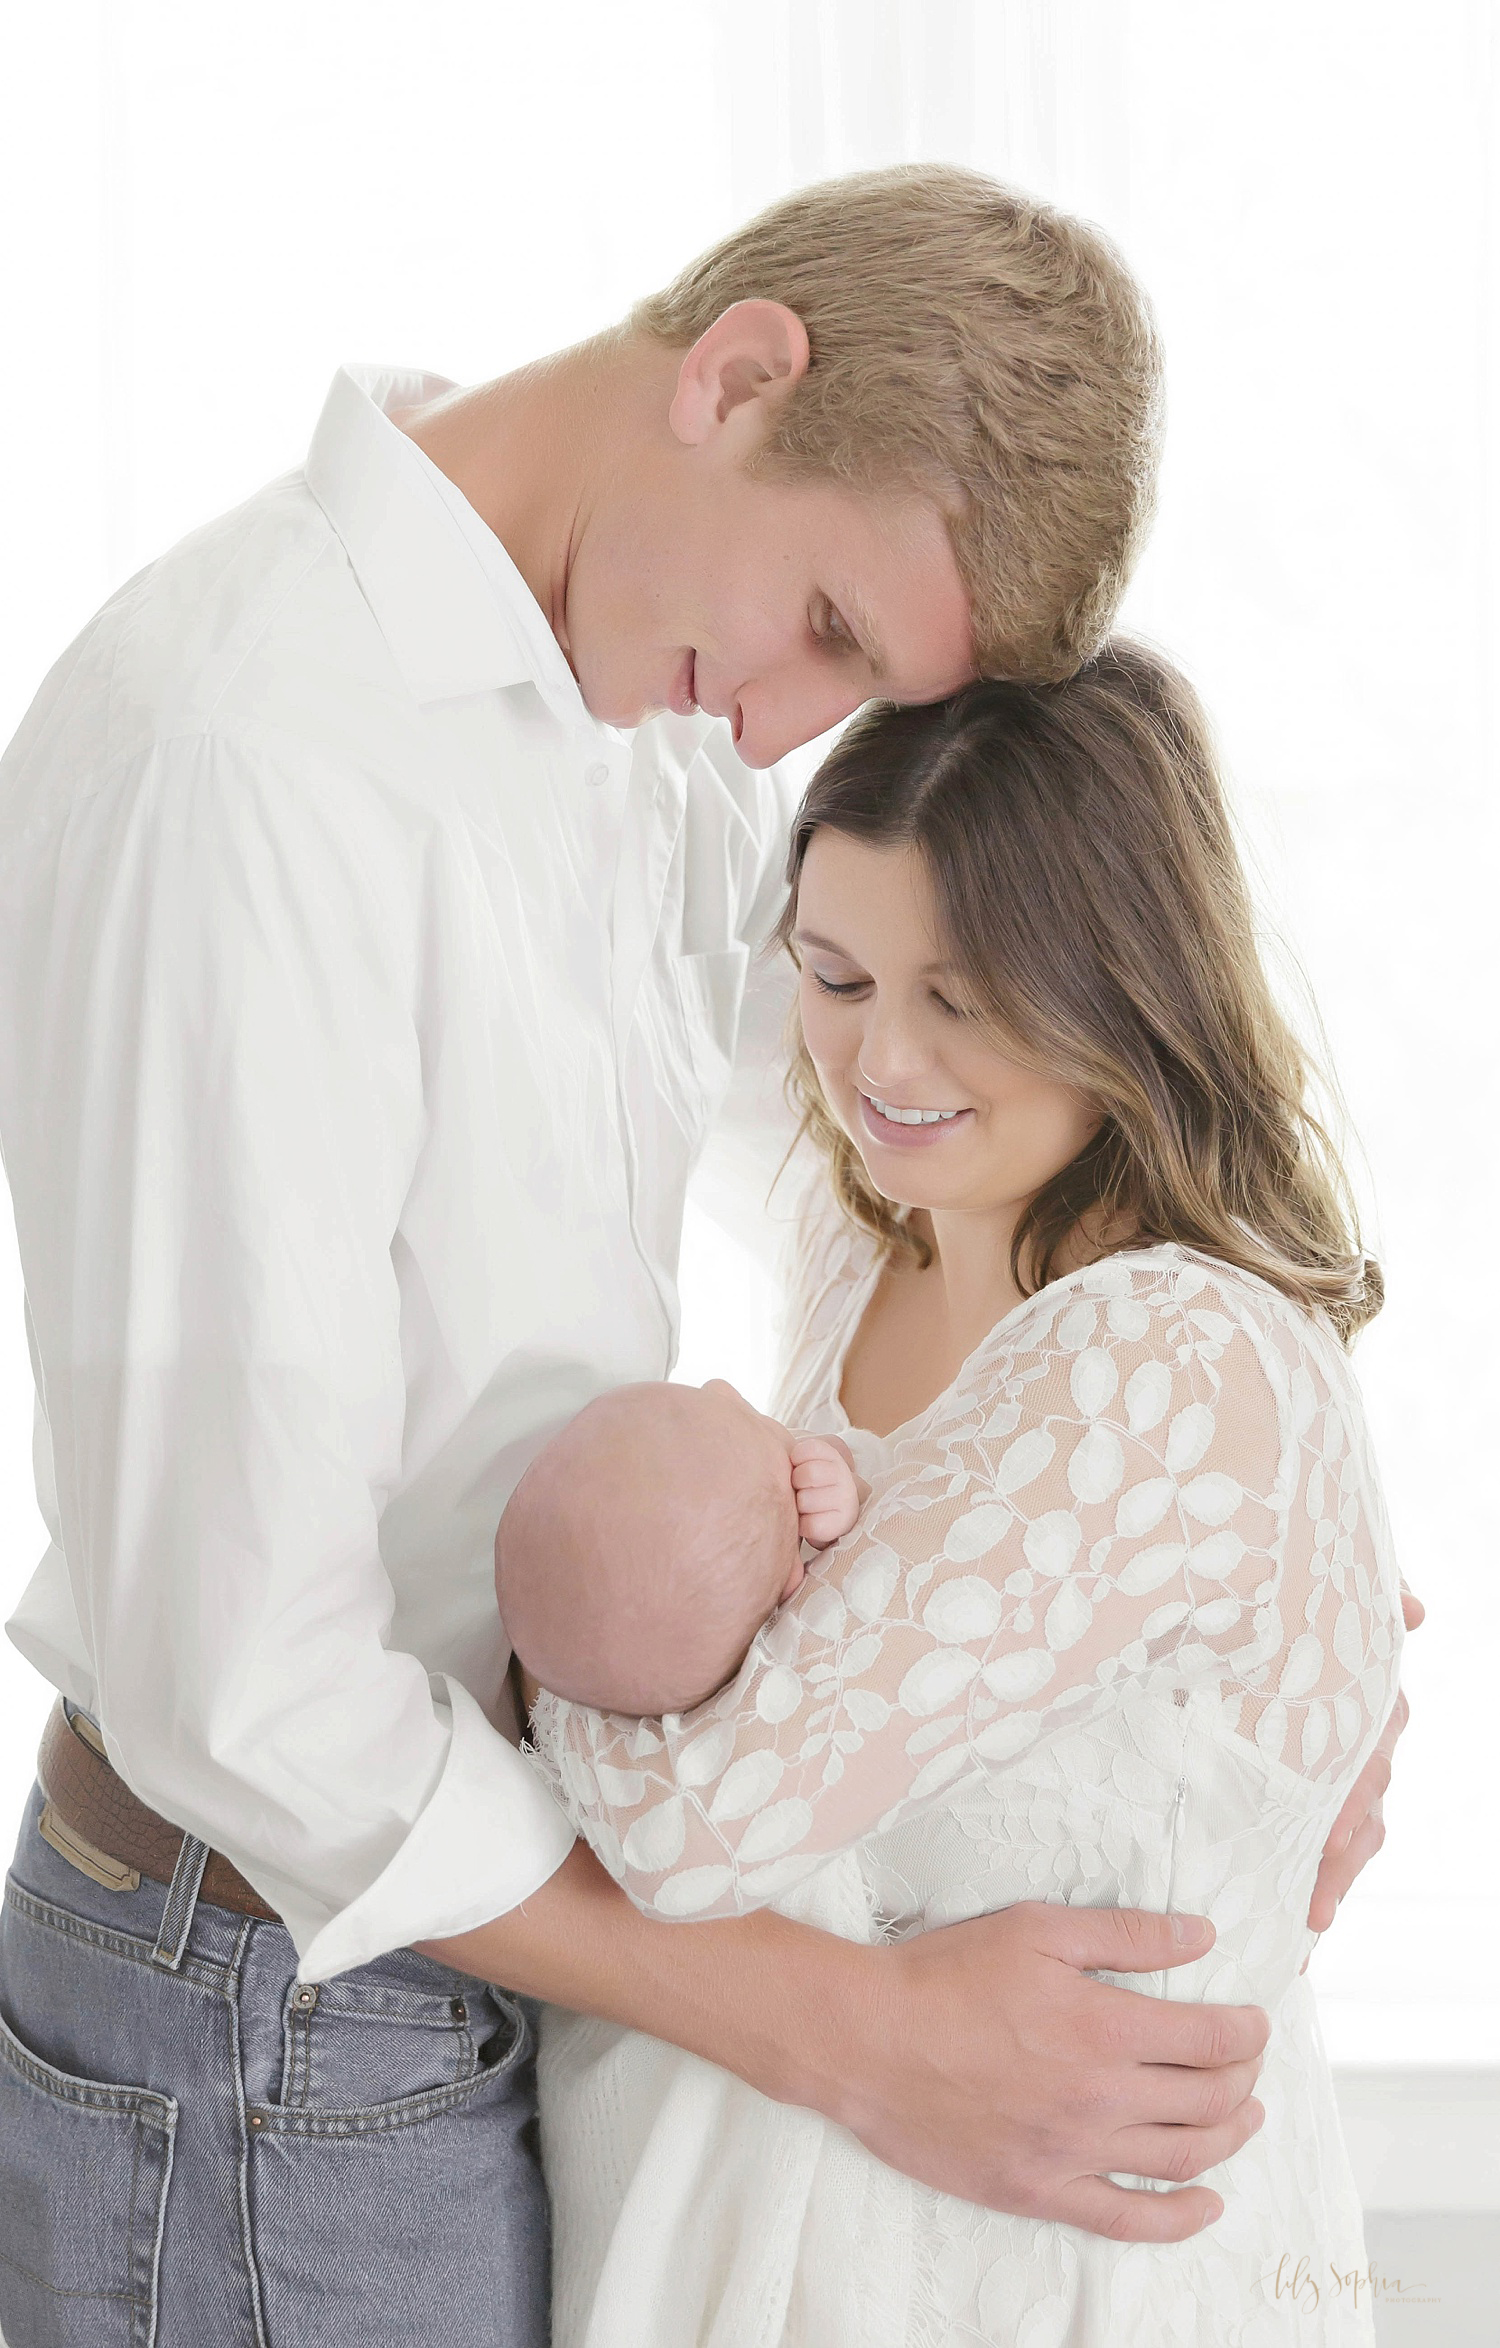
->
[247, 2005, 548, 2348]
[277, 1970, 524, 2111]
[0, 2002, 176, 2348]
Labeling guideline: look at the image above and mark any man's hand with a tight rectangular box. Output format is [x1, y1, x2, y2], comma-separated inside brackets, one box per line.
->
[845, 1901, 1267, 2239]
[422, 1851, 1266, 2243]
[1306, 1584, 1423, 1934]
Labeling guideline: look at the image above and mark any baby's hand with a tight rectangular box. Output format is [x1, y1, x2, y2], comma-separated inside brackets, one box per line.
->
[788, 1435, 863, 1549]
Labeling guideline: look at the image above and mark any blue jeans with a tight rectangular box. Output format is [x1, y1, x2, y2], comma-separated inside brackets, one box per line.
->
[0, 1778, 550, 2347]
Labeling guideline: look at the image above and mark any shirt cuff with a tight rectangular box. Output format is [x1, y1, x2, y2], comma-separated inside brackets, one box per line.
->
[293, 1674, 575, 1983]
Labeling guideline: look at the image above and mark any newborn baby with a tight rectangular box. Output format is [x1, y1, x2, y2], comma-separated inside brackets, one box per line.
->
[496, 1379, 862, 1715]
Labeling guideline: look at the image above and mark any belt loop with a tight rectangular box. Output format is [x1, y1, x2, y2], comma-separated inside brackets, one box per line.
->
[151, 1832, 211, 1971]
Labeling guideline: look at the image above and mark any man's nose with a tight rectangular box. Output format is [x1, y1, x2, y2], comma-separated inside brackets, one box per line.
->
[732, 671, 869, 770]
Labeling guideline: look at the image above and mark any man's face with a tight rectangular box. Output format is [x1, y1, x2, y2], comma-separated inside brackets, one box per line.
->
[562, 429, 978, 769]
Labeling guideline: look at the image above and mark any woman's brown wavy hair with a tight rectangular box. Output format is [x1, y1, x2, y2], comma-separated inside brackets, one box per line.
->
[775, 639, 1381, 1344]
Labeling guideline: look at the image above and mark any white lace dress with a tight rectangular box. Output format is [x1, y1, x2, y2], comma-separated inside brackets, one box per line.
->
[532, 1202, 1403, 2347]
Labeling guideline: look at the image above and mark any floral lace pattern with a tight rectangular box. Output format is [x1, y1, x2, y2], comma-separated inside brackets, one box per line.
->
[535, 1235, 1398, 1923]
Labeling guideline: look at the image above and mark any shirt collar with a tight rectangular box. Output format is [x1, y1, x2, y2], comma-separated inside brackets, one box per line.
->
[304, 363, 592, 727]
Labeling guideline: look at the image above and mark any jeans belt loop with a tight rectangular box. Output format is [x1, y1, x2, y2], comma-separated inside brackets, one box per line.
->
[151, 1831, 212, 1971]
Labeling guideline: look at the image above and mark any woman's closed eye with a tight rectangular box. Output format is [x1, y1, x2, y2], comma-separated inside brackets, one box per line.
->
[808, 969, 965, 1016]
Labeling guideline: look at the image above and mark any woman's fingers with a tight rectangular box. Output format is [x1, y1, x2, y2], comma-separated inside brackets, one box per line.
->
[1045, 2177, 1225, 2244]
[1308, 1802, 1386, 1931]
[1105, 2100, 1265, 2187]
[1306, 1689, 1405, 1929]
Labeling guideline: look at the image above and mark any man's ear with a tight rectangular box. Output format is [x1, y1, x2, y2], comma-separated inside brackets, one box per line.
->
[669, 300, 811, 448]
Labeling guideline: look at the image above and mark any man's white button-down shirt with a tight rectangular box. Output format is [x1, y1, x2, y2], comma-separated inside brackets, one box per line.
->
[0, 365, 796, 1980]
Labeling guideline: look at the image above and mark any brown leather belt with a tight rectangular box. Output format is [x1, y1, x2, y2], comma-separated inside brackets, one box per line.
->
[37, 1700, 278, 1922]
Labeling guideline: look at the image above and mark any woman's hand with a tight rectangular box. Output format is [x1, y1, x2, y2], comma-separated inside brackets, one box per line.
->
[1306, 1584, 1423, 1935]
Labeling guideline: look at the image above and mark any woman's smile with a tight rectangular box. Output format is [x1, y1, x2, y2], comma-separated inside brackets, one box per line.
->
[858, 1091, 975, 1148]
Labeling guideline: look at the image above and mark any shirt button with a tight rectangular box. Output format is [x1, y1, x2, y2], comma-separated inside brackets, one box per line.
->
[585, 761, 610, 788]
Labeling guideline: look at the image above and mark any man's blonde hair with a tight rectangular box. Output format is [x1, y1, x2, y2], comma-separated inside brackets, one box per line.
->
[632, 165, 1162, 683]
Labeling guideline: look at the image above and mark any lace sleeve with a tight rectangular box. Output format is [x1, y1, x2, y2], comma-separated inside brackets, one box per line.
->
[532, 1251, 1400, 1918]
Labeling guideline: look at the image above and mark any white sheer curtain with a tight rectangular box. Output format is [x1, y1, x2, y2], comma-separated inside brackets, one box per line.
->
[1, 0, 1494, 2071]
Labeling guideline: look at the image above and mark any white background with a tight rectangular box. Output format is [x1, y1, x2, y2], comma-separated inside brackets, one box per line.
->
[0, 0, 1495, 2068]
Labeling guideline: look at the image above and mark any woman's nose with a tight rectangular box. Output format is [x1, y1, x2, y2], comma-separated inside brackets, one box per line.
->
[856, 1003, 934, 1092]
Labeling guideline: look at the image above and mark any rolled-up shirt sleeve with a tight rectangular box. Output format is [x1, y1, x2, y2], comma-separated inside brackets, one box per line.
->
[5, 724, 574, 1979]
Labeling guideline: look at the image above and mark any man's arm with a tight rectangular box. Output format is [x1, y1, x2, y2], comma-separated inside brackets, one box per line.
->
[469, 1688, 1262, 2242]
[491, 1602, 1417, 2239]
[421, 1850, 1267, 2242]
[5, 732, 574, 1975]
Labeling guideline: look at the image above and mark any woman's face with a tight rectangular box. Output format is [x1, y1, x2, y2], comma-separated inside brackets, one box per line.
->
[794, 830, 1100, 1223]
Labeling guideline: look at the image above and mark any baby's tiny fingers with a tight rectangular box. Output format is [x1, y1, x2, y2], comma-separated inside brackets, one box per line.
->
[788, 1436, 836, 1466]
[799, 1508, 850, 1546]
[792, 1459, 843, 1492]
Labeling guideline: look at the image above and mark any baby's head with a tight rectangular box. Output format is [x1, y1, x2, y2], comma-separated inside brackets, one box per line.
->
[496, 1380, 803, 1716]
